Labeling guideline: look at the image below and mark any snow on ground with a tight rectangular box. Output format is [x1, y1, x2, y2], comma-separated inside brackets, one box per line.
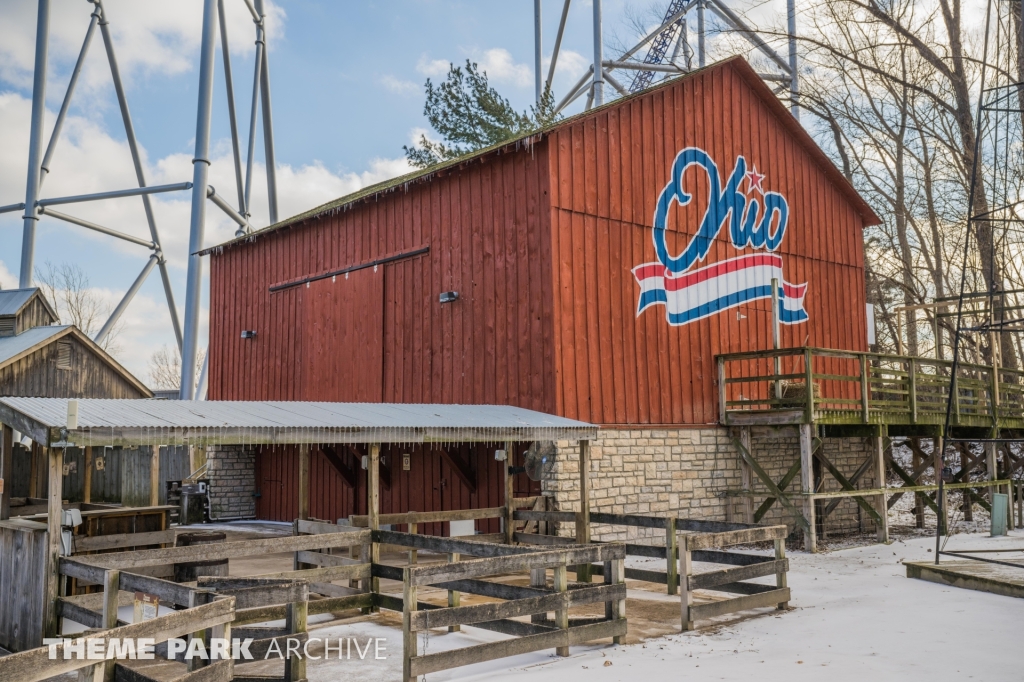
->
[297, 529, 1024, 682]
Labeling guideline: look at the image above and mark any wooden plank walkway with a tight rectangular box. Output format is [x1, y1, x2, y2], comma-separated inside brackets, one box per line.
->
[906, 559, 1024, 599]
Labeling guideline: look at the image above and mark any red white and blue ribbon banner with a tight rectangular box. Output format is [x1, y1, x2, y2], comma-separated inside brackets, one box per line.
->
[633, 254, 807, 325]
[634, 147, 809, 326]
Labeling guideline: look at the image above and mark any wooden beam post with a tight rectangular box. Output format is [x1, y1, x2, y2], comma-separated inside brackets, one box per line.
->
[447, 552, 461, 632]
[874, 434, 889, 544]
[0, 424, 12, 520]
[665, 517, 678, 596]
[149, 446, 160, 507]
[298, 444, 310, 521]
[29, 441, 40, 499]
[799, 424, 817, 552]
[575, 439, 592, 582]
[102, 569, 120, 682]
[609, 556, 625, 644]
[554, 561, 569, 656]
[774, 538, 788, 609]
[83, 446, 93, 505]
[44, 447, 62, 639]
[740, 427, 754, 524]
[935, 436, 947, 535]
[285, 596, 308, 681]
[679, 535, 694, 631]
[369, 443, 381, 603]
[402, 567, 417, 682]
[503, 442, 514, 545]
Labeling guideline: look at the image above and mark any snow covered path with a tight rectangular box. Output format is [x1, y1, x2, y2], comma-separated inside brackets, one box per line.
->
[303, 529, 1024, 681]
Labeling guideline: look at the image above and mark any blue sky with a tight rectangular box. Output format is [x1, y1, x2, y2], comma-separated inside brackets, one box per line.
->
[0, 0, 785, 384]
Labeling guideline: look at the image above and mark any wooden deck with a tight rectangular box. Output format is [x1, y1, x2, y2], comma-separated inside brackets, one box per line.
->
[906, 557, 1024, 599]
[716, 347, 1024, 431]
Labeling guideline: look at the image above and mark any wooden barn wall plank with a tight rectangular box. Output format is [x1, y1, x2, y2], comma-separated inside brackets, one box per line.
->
[546, 61, 869, 425]
[209, 143, 556, 412]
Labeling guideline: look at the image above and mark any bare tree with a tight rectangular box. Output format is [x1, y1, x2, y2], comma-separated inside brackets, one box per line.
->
[35, 261, 123, 354]
[148, 345, 205, 390]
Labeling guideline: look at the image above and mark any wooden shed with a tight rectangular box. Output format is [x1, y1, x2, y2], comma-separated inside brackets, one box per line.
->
[0, 288, 169, 519]
[204, 57, 882, 525]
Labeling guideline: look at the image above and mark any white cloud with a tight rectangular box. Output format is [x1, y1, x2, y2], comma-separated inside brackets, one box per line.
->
[473, 48, 533, 88]
[416, 55, 451, 78]
[546, 49, 590, 84]
[0, 261, 17, 289]
[380, 74, 421, 96]
[0, 0, 286, 98]
[0, 90, 412, 381]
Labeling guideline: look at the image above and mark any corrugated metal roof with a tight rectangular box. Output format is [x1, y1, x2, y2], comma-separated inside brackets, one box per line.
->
[0, 398, 597, 447]
[0, 288, 41, 316]
[0, 325, 68, 365]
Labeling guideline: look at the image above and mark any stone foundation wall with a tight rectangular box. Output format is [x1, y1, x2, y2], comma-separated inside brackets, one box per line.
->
[543, 426, 880, 542]
[206, 445, 257, 520]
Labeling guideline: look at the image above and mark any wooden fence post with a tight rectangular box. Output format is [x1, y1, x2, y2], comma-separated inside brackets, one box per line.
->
[403, 567, 418, 682]
[447, 552, 460, 633]
[665, 518, 678, 596]
[799, 424, 817, 553]
[679, 535, 693, 631]
[102, 569, 120, 682]
[803, 348, 815, 424]
[285, 591, 308, 682]
[860, 354, 870, 424]
[774, 538, 788, 610]
[531, 567, 546, 624]
[935, 436, 947, 535]
[554, 561, 569, 657]
[408, 521, 418, 565]
[611, 557, 625, 645]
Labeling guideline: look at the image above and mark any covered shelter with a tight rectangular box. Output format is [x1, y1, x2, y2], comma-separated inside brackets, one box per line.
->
[0, 397, 597, 650]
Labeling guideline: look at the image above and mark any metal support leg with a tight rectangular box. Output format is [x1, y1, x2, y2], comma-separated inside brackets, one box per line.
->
[179, 0, 220, 399]
[254, 0, 279, 223]
[534, 0, 543, 103]
[696, 0, 706, 68]
[591, 0, 604, 106]
[94, 254, 158, 346]
[20, 0, 51, 288]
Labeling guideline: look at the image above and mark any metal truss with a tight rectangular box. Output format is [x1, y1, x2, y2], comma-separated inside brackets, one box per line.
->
[533, 0, 800, 120]
[8, 0, 278, 400]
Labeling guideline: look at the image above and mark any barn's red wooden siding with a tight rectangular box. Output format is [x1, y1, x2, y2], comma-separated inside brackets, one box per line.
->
[209, 143, 556, 412]
[546, 60, 871, 425]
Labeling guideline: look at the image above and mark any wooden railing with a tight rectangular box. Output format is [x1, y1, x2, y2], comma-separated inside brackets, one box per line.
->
[716, 347, 1024, 428]
[514, 511, 790, 630]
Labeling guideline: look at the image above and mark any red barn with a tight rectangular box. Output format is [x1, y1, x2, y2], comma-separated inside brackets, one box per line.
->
[204, 57, 881, 531]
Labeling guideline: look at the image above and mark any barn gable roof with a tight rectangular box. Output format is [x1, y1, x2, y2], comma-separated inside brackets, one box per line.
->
[0, 325, 153, 397]
[201, 56, 880, 256]
[0, 288, 58, 320]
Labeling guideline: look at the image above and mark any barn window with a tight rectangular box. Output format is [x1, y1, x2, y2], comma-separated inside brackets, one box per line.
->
[0, 318, 14, 337]
[56, 341, 72, 370]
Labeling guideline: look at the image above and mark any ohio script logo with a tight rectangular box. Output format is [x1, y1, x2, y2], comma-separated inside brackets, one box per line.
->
[632, 147, 808, 326]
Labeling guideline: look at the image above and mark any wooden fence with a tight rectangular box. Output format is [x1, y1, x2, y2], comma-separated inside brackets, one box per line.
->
[514, 510, 790, 630]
